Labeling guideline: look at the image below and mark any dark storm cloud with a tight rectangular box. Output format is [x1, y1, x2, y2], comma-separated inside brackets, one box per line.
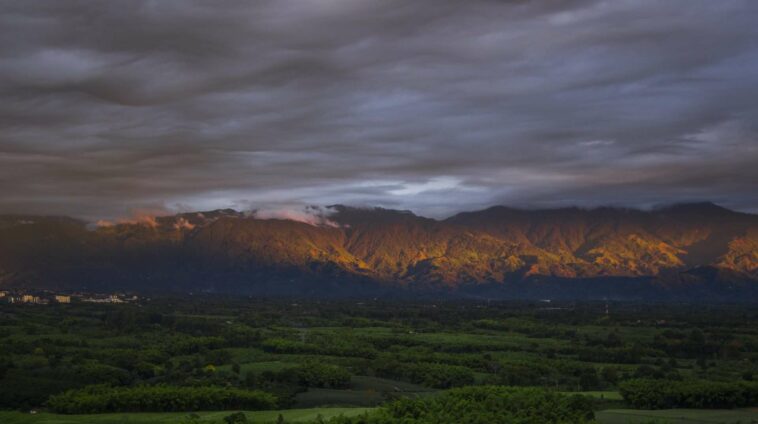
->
[1, 0, 757, 220]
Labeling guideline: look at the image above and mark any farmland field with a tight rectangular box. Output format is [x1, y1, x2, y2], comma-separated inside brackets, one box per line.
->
[1, 298, 756, 422]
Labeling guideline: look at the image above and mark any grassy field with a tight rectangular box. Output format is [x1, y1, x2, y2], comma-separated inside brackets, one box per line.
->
[349, 375, 431, 393]
[0, 407, 375, 424]
[567, 391, 624, 401]
[218, 360, 299, 378]
[596, 408, 758, 423]
[293, 375, 436, 408]
[295, 388, 385, 408]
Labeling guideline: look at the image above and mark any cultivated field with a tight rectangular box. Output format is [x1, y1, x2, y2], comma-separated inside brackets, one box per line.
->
[1, 299, 756, 423]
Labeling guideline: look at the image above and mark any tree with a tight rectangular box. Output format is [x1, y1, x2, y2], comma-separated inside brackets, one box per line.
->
[224, 412, 247, 424]
[579, 369, 599, 390]
[601, 366, 619, 385]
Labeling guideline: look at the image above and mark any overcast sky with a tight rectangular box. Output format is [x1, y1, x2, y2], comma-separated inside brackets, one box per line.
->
[1, 0, 757, 221]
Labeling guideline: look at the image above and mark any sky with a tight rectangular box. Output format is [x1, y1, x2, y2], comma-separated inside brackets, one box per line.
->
[1, 0, 757, 221]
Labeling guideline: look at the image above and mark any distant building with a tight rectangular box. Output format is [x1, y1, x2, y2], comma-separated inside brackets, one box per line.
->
[21, 295, 40, 304]
[54, 295, 71, 304]
[82, 294, 125, 304]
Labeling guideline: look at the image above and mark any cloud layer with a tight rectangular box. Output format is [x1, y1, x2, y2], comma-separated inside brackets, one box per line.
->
[1, 0, 757, 220]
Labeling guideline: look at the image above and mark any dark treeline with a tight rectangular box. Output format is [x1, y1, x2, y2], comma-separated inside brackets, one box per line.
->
[0, 296, 756, 416]
[619, 379, 758, 409]
[47, 385, 276, 414]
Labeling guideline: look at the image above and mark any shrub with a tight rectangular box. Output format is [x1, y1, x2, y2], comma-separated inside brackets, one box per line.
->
[290, 362, 351, 389]
[373, 360, 475, 389]
[619, 379, 758, 409]
[322, 386, 594, 423]
[47, 385, 277, 414]
[224, 411, 248, 423]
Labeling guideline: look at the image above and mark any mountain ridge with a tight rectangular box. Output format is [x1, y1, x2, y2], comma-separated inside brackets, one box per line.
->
[0, 202, 756, 300]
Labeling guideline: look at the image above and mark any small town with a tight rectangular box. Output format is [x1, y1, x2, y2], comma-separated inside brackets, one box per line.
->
[0, 290, 139, 305]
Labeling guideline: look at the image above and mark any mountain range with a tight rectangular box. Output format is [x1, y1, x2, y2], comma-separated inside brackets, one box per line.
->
[1, 202, 756, 301]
